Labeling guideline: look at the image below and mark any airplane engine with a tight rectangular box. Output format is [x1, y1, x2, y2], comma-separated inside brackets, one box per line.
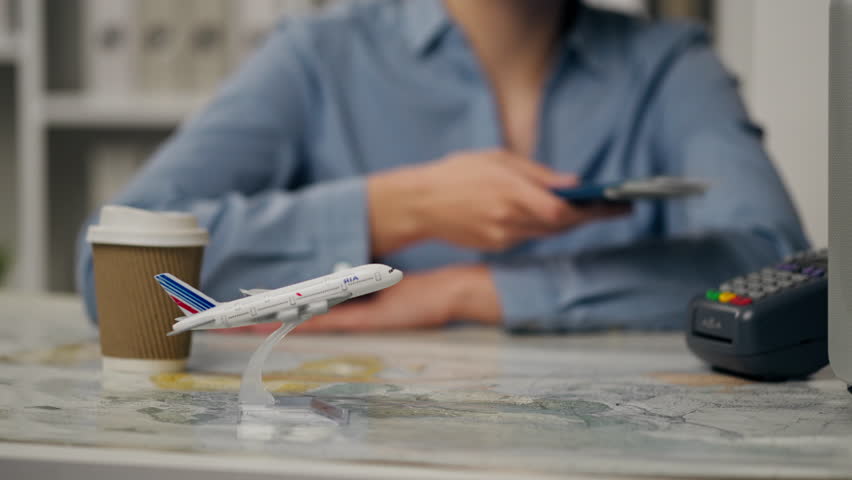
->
[293, 301, 330, 323]
[304, 301, 329, 316]
[275, 309, 299, 323]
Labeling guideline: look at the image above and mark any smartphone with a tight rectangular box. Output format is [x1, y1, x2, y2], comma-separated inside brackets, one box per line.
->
[552, 177, 708, 205]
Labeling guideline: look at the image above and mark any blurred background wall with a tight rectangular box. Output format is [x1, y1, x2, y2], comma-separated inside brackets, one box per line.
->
[0, 0, 829, 293]
[716, 0, 829, 252]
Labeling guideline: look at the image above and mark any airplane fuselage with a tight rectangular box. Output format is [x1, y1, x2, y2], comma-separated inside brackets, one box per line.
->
[169, 264, 403, 334]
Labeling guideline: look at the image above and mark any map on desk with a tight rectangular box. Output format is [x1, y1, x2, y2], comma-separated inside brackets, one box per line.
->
[0, 294, 851, 478]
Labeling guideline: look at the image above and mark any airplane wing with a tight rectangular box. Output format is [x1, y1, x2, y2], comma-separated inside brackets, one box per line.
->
[325, 293, 353, 308]
[240, 288, 271, 297]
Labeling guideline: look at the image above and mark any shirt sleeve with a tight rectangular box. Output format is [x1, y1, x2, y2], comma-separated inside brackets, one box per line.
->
[75, 23, 371, 322]
[489, 28, 810, 332]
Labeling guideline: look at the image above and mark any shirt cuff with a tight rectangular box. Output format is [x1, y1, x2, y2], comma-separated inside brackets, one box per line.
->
[299, 176, 371, 272]
[488, 261, 562, 332]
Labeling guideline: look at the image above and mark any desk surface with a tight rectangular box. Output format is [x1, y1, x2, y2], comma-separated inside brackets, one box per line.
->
[0, 292, 850, 479]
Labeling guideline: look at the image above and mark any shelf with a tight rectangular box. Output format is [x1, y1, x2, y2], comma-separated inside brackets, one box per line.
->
[0, 36, 18, 64]
[45, 93, 209, 128]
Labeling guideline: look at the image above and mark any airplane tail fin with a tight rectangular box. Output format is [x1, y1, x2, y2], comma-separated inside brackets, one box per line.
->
[154, 273, 218, 317]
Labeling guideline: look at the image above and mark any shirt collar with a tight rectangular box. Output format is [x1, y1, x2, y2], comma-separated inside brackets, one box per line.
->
[402, 0, 452, 57]
[401, 0, 607, 73]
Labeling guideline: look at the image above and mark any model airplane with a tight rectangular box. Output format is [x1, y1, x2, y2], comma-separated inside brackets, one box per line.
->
[156, 264, 403, 336]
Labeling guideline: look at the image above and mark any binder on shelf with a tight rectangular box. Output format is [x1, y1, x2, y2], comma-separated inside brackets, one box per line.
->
[228, 0, 286, 69]
[0, 0, 18, 37]
[87, 142, 144, 212]
[652, 0, 708, 19]
[186, 0, 230, 93]
[0, 0, 24, 38]
[313, 0, 361, 12]
[278, 0, 318, 17]
[0, 0, 9, 39]
[82, 0, 136, 96]
[7, 0, 16, 33]
[137, 0, 186, 93]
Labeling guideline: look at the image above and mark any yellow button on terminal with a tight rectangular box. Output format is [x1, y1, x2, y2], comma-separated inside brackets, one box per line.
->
[718, 292, 737, 303]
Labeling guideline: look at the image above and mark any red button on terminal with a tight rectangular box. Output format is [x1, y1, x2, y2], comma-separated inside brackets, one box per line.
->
[731, 297, 753, 306]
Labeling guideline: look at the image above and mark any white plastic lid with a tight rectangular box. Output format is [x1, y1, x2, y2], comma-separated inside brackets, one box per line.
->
[86, 205, 208, 247]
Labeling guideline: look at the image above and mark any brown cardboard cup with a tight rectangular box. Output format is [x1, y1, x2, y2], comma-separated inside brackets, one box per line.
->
[87, 206, 208, 374]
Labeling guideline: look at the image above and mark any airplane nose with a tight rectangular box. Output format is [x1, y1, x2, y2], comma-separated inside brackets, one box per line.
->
[391, 268, 403, 284]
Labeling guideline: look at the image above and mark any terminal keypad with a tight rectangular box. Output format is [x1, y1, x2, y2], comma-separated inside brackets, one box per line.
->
[705, 249, 827, 306]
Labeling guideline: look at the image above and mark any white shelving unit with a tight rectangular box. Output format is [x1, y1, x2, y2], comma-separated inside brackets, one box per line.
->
[0, 28, 18, 291]
[8, 0, 337, 292]
[7, 0, 201, 292]
[12, 0, 46, 292]
[714, 0, 829, 247]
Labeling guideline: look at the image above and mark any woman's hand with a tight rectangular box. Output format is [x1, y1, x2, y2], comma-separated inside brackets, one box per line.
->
[367, 149, 628, 256]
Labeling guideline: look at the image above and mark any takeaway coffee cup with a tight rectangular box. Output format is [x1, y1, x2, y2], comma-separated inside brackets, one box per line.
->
[87, 205, 208, 374]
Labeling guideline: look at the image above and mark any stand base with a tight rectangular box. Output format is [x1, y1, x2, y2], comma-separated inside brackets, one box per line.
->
[241, 396, 349, 423]
[238, 396, 349, 442]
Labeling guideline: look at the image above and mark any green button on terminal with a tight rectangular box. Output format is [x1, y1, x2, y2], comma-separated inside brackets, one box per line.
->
[705, 289, 721, 301]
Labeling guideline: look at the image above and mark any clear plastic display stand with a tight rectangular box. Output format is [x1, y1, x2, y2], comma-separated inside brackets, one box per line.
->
[237, 322, 349, 429]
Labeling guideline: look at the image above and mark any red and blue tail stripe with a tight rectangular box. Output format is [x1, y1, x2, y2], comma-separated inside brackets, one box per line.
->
[155, 273, 217, 317]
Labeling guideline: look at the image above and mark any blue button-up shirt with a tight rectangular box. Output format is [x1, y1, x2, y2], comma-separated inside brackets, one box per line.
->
[76, 0, 808, 332]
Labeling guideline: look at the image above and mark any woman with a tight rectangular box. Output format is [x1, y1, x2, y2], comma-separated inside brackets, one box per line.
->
[76, 0, 807, 333]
